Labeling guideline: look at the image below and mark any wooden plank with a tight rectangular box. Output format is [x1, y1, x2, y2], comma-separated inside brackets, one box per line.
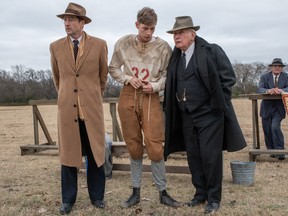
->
[247, 94, 281, 100]
[29, 98, 119, 106]
[112, 163, 190, 174]
[251, 99, 260, 149]
[33, 105, 54, 145]
[249, 149, 288, 154]
[20, 143, 57, 155]
[110, 103, 123, 141]
[29, 100, 57, 105]
[32, 105, 39, 145]
[249, 149, 288, 161]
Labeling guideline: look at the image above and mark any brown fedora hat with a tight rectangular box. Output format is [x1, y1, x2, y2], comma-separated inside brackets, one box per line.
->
[57, 2, 91, 24]
[167, 16, 200, 34]
[269, 58, 286, 67]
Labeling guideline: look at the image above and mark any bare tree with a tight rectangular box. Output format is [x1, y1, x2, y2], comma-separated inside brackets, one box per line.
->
[233, 62, 266, 96]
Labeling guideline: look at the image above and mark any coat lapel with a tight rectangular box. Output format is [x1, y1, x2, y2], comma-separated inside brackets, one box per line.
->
[170, 48, 180, 88]
[195, 42, 211, 92]
[278, 72, 284, 88]
[63, 37, 77, 71]
[77, 32, 92, 71]
[268, 73, 274, 88]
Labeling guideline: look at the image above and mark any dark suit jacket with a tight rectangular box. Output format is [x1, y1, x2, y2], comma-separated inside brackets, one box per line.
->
[257, 72, 288, 119]
[163, 36, 247, 159]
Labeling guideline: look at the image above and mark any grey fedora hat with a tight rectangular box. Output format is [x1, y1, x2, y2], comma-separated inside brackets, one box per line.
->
[269, 58, 286, 67]
[167, 16, 200, 34]
[57, 2, 92, 24]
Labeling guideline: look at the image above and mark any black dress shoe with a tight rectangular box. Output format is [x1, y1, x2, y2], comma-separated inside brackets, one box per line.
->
[159, 190, 182, 208]
[59, 203, 73, 215]
[278, 155, 285, 160]
[270, 154, 277, 158]
[204, 202, 220, 214]
[121, 187, 140, 208]
[187, 198, 205, 207]
[91, 200, 106, 209]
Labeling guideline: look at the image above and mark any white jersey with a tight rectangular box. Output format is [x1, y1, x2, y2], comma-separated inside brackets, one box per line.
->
[109, 34, 172, 92]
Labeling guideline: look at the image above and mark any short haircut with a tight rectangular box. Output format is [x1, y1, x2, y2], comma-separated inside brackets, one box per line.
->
[137, 7, 157, 26]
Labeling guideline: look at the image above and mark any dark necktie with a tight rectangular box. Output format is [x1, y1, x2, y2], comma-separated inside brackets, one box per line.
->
[275, 75, 278, 87]
[182, 52, 186, 69]
[73, 40, 79, 61]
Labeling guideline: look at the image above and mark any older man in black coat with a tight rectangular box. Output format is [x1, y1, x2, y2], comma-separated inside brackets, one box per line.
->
[164, 16, 246, 214]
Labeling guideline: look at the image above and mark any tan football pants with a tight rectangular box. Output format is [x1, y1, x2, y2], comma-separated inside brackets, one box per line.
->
[118, 84, 164, 162]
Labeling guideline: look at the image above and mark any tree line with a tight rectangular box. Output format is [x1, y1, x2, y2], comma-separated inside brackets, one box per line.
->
[0, 62, 286, 105]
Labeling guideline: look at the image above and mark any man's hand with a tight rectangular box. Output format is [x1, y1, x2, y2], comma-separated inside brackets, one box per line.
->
[129, 77, 143, 89]
[142, 80, 153, 94]
[274, 88, 284, 94]
[266, 88, 283, 95]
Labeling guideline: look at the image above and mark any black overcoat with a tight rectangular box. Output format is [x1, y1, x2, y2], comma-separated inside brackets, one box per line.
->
[163, 36, 247, 160]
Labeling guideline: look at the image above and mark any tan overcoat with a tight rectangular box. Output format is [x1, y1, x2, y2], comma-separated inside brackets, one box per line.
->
[50, 32, 108, 167]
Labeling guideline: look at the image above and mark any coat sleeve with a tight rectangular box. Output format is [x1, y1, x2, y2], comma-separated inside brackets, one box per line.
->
[212, 44, 236, 102]
[281, 73, 288, 92]
[109, 39, 132, 84]
[257, 74, 268, 94]
[99, 41, 108, 95]
[50, 43, 59, 93]
[150, 44, 172, 93]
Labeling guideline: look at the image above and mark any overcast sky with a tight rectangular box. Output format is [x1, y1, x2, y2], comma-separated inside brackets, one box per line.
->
[1, 0, 287, 71]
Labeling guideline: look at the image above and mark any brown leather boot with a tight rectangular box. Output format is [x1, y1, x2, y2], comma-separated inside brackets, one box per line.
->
[121, 187, 140, 208]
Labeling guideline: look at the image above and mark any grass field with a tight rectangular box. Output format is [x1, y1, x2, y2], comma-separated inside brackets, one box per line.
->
[1, 98, 288, 216]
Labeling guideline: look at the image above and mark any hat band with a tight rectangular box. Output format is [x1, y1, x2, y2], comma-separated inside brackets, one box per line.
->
[65, 9, 81, 15]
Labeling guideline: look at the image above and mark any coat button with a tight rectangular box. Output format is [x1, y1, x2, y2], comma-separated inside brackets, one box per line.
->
[76, 74, 79, 77]
[74, 89, 78, 92]
[74, 119, 78, 122]
[73, 104, 77, 107]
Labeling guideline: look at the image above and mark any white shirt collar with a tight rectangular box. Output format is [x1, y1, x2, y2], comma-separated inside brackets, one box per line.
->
[70, 35, 82, 43]
[182, 42, 195, 67]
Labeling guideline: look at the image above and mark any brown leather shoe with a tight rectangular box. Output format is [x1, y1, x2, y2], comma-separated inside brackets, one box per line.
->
[159, 190, 181, 208]
[121, 187, 140, 208]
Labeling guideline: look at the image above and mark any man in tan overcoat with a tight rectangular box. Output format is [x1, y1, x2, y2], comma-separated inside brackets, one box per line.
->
[50, 2, 108, 215]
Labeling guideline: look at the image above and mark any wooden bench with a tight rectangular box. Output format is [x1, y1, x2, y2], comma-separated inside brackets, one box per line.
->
[111, 142, 189, 174]
[249, 149, 288, 161]
[20, 143, 57, 155]
[21, 141, 190, 174]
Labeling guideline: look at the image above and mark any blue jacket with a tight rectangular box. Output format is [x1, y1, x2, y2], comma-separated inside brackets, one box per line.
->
[257, 71, 288, 119]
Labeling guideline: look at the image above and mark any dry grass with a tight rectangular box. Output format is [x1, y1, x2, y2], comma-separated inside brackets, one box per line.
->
[1, 99, 288, 216]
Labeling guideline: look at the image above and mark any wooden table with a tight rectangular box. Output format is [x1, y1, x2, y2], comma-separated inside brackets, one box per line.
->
[20, 99, 190, 174]
[247, 94, 288, 161]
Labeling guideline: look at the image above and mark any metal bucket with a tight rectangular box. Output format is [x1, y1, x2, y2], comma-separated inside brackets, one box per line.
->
[230, 161, 256, 185]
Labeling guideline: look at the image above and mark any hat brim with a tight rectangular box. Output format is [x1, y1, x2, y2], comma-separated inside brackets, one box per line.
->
[269, 64, 286, 67]
[167, 26, 200, 34]
[57, 13, 91, 24]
